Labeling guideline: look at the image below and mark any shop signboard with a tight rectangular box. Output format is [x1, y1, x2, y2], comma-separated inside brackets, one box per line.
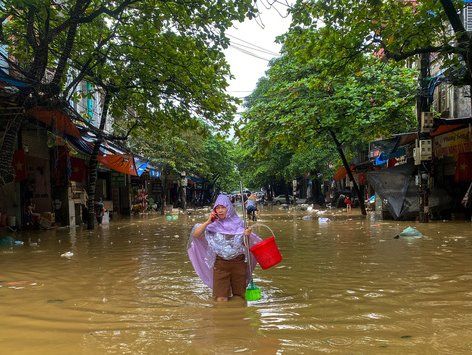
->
[434, 128, 472, 158]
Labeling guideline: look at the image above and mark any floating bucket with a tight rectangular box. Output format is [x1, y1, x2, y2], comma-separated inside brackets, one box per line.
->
[245, 280, 262, 301]
[250, 235, 282, 270]
[165, 214, 173, 221]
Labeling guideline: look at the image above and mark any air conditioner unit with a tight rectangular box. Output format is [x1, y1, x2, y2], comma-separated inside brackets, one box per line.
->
[421, 112, 434, 132]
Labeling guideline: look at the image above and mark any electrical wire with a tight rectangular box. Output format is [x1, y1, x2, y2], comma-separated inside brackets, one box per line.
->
[229, 42, 279, 57]
[229, 44, 273, 62]
[227, 34, 280, 56]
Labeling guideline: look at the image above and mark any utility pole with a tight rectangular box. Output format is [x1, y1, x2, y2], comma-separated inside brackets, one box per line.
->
[416, 52, 432, 223]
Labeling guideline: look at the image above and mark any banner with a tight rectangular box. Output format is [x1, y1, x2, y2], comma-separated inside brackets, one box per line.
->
[455, 152, 472, 182]
[12, 149, 27, 182]
[70, 157, 87, 182]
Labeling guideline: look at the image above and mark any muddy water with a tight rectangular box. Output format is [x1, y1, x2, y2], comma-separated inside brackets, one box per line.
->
[1, 209, 472, 354]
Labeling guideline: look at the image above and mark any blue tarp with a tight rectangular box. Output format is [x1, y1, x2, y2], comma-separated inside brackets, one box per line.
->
[0, 68, 31, 88]
[134, 158, 148, 177]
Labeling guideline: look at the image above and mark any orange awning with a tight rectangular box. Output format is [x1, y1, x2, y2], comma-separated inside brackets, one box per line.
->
[27, 107, 80, 138]
[98, 154, 137, 176]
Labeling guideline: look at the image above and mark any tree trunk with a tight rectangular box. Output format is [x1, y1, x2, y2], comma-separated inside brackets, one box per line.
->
[51, 23, 78, 87]
[87, 91, 111, 230]
[327, 129, 367, 215]
[29, 43, 49, 83]
[0, 114, 24, 186]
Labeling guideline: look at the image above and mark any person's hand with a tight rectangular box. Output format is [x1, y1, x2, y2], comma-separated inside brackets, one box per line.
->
[206, 210, 218, 224]
[244, 227, 252, 236]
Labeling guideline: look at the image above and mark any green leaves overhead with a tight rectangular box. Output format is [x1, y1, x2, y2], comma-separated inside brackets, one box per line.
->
[289, 0, 470, 82]
[1, 0, 256, 129]
[237, 22, 417, 186]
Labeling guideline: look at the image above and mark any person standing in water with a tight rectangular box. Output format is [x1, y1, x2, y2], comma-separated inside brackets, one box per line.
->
[188, 194, 261, 302]
[246, 193, 258, 221]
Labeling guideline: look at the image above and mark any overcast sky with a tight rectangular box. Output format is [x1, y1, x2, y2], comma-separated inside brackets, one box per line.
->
[224, 2, 293, 103]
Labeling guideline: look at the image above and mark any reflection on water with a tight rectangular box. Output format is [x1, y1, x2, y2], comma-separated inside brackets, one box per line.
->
[1, 210, 472, 353]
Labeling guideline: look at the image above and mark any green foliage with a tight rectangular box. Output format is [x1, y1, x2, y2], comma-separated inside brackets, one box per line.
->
[237, 24, 417, 185]
[1, 0, 256, 130]
[289, 0, 469, 82]
[1, 0, 257, 191]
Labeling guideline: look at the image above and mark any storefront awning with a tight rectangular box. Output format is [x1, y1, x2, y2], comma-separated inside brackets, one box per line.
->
[98, 154, 137, 176]
[27, 107, 81, 138]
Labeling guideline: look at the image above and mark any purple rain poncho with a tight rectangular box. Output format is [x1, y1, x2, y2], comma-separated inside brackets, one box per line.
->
[187, 194, 262, 289]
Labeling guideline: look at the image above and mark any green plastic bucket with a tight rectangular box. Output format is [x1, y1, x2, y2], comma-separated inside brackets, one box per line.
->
[245, 281, 261, 301]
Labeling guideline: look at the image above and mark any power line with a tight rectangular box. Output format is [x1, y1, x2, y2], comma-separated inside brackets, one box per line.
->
[229, 44, 272, 62]
[229, 41, 279, 57]
[227, 34, 280, 56]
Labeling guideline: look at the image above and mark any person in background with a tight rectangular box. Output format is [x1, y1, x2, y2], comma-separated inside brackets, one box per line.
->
[24, 199, 41, 228]
[95, 197, 105, 224]
[246, 193, 258, 221]
[344, 195, 352, 212]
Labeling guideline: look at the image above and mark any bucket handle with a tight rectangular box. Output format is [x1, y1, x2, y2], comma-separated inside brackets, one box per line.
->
[248, 222, 277, 240]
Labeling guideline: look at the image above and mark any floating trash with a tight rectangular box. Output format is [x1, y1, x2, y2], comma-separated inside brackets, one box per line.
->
[395, 226, 423, 239]
[0, 236, 23, 247]
[60, 251, 74, 258]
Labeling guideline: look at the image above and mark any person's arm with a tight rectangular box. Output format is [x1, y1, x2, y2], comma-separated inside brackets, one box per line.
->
[192, 211, 217, 238]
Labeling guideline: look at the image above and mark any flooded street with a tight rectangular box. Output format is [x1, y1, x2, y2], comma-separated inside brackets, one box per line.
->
[1, 209, 472, 354]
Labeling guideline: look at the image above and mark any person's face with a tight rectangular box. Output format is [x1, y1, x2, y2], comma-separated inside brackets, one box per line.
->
[215, 205, 227, 219]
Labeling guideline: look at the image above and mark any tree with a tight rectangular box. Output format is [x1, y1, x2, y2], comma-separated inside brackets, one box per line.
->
[0, 0, 256, 189]
[1, 0, 258, 229]
[238, 39, 417, 214]
[289, 0, 472, 84]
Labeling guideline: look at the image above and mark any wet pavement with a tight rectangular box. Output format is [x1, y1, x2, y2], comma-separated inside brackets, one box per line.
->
[1, 208, 472, 354]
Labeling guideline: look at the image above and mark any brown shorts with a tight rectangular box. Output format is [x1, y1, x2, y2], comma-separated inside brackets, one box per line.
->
[213, 254, 247, 299]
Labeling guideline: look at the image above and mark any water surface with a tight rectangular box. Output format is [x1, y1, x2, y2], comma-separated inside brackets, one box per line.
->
[1, 209, 472, 353]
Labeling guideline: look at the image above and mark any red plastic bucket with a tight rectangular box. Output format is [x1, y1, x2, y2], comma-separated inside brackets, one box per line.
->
[250, 236, 282, 270]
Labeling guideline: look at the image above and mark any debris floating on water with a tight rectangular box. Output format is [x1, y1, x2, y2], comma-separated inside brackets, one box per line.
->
[394, 226, 423, 239]
[60, 251, 74, 258]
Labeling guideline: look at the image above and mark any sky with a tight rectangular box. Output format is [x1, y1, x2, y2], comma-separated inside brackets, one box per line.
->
[224, 2, 293, 104]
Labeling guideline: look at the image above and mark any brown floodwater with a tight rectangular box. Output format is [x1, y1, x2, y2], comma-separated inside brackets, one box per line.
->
[1, 208, 472, 354]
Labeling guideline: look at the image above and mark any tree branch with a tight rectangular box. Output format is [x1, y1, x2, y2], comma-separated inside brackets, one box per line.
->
[49, 0, 138, 40]
[439, 0, 469, 42]
[26, 6, 38, 49]
[108, 119, 141, 141]
[64, 28, 118, 99]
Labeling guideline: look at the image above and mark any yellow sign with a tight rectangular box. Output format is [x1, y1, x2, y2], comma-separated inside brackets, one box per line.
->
[434, 127, 472, 158]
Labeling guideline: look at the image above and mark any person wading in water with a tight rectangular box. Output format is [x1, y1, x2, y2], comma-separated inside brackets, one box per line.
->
[188, 194, 261, 301]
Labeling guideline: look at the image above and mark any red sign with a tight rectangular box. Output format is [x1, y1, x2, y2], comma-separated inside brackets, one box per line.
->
[12, 149, 27, 181]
